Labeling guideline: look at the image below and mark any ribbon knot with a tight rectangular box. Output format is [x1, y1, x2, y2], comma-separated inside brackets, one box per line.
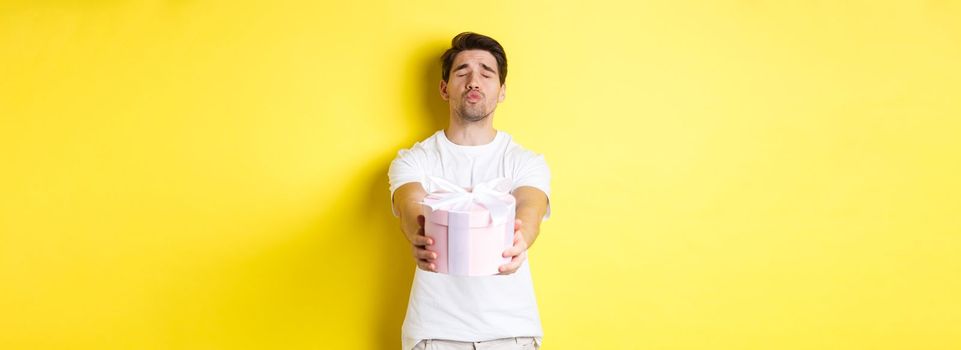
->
[420, 176, 513, 225]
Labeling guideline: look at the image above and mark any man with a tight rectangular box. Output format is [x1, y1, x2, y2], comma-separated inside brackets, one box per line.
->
[388, 32, 552, 350]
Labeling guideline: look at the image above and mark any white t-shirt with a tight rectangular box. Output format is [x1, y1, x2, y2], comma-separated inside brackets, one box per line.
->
[388, 129, 551, 350]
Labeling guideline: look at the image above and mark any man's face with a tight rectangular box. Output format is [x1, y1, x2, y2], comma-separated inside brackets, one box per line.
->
[440, 49, 506, 123]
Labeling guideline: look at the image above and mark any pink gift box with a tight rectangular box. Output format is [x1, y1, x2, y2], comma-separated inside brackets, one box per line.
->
[420, 177, 516, 276]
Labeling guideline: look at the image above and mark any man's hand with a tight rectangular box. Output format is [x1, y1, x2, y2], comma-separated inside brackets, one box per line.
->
[393, 183, 435, 272]
[498, 186, 548, 275]
[498, 219, 529, 275]
[409, 215, 439, 272]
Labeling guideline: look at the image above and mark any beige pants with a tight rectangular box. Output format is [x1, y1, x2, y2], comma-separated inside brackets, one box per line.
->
[412, 337, 538, 350]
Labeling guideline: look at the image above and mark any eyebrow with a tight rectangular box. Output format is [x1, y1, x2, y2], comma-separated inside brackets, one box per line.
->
[453, 63, 497, 75]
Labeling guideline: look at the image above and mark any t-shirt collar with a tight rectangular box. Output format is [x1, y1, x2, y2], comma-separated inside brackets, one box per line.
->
[438, 129, 503, 155]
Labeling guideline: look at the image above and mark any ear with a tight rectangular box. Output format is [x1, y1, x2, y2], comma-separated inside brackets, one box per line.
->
[439, 80, 449, 101]
[498, 84, 506, 103]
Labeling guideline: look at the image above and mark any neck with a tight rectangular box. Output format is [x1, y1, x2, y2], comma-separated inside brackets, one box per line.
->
[445, 114, 497, 146]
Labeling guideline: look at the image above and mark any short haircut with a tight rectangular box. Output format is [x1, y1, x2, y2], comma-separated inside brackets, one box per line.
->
[441, 32, 507, 85]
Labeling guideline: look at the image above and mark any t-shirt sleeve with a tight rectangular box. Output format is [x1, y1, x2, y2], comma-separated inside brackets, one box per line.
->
[387, 148, 426, 217]
[511, 153, 552, 220]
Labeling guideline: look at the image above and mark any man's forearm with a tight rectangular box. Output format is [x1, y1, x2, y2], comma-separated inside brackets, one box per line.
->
[512, 186, 549, 247]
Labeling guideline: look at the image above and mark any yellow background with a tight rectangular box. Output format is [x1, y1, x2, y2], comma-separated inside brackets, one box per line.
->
[2, 1, 959, 349]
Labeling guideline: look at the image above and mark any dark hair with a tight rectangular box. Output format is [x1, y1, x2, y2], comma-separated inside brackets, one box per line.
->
[441, 32, 507, 85]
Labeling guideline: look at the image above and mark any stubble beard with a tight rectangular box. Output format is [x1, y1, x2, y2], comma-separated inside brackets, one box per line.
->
[456, 100, 494, 123]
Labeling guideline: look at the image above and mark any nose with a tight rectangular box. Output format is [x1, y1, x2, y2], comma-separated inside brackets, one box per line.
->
[466, 75, 480, 90]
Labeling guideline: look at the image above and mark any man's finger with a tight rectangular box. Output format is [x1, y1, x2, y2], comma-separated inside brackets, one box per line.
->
[411, 234, 433, 247]
[514, 231, 528, 247]
[503, 241, 526, 257]
[417, 259, 436, 272]
[414, 247, 437, 261]
[513, 227, 528, 245]
[497, 258, 522, 275]
[514, 219, 522, 232]
[498, 251, 528, 274]
[503, 231, 528, 256]
[503, 246, 523, 258]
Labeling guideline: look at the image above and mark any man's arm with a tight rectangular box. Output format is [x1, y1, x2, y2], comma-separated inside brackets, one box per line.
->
[392, 182, 438, 272]
[513, 186, 549, 247]
[499, 186, 549, 274]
